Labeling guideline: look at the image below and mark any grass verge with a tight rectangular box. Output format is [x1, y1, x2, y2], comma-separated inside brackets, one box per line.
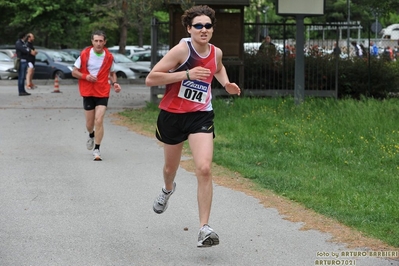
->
[117, 97, 399, 249]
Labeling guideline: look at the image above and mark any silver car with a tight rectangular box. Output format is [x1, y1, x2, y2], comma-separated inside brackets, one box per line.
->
[0, 52, 18, 80]
[0, 49, 17, 59]
[113, 63, 137, 79]
[112, 53, 150, 78]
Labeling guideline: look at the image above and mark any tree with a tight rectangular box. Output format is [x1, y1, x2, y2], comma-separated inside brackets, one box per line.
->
[0, 0, 91, 48]
[353, 0, 399, 17]
[89, 0, 166, 54]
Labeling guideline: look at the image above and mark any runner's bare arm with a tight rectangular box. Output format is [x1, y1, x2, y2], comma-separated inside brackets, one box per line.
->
[214, 48, 240, 96]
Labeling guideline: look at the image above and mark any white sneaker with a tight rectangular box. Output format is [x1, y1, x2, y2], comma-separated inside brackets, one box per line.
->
[93, 149, 102, 161]
[197, 224, 219, 247]
[86, 137, 94, 150]
[153, 182, 176, 214]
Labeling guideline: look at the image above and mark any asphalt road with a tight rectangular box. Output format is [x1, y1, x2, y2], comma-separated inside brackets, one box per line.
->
[0, 80, 398, 266]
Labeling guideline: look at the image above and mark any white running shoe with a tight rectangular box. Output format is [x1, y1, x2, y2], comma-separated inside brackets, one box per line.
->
[153, 182, 176, 214]
[93, 149, 102, 161]
[197, 224, 219, 248]
[86, 137, 94, 150]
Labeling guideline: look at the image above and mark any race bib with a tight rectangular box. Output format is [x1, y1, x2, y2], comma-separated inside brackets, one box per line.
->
[178, 80, 210, 104]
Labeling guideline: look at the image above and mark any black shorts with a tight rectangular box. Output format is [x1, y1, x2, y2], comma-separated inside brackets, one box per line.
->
[156, 110, 215, 145]
[83, 97, 109, 111]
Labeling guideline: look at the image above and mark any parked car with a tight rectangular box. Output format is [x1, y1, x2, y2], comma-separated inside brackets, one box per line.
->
[62, 48, 138, 79]
[108, 45, 148, 58]
[0, 48, 17, 60]
[112, 63, 138, 79]
[112, 53, 150, 78]
[0, 48, 19, 77]
[34, 49, 75, 79]
[0, 52, 18, 79]
[129, 50, 165, 68]
[61, 48, 81, 59]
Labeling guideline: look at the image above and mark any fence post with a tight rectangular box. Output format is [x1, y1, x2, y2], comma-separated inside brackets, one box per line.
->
[294, 15, 305, 104]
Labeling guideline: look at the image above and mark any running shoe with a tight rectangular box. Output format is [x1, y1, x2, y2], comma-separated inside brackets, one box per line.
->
[197, 224, 219, 248]
[153, 182, 176, 214]
[86, 137, 94, 150]
[93, 149, 102, 161]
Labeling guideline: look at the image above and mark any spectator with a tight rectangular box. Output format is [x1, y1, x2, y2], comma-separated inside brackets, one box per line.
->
[351, 41, 363, 58]
[25, 33, 38, 89]
[370, 41, 378, 57]
[359, 44, 367, 57]
[333, 42, 341, 57]
[258, 35, 276, 56]
[15, 32, 34, 96]
[383, 46, 394, 61]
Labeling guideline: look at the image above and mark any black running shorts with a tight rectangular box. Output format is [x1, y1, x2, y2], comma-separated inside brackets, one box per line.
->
[83, 97, 109, 111]
[156, 109, 215, 145]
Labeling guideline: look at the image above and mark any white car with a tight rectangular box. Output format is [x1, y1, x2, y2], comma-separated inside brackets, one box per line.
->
[112, 53, 150, 78]
[129, 50, 165, 69]
[0, 49, 17, 59]
[0, 52, 18, 80]
[113, 63, 138, 79]
[108, 45, 148, 58]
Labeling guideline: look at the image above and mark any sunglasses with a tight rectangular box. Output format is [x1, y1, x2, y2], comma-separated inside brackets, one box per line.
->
[192, 23, 213, 30]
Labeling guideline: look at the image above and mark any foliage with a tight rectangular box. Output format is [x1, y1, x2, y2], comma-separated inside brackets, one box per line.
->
[0, 0, 397, 48]
[88, 0, 165, 49]
[241, 52, 399, 99]
[338, 57, 399, 99]
[0, 0, 92, 48]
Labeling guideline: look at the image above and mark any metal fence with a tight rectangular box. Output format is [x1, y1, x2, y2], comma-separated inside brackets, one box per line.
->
[150, 20, 399, 101]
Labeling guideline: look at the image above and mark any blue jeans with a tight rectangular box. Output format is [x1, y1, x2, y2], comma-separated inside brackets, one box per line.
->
[18, 60, 28, 94]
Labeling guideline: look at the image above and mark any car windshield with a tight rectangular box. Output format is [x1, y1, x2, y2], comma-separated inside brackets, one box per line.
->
[0, 52, 12, 62]
[45, 50, 76, 62]
[131, 52, 151, 62]
[113, 53, 134, 63]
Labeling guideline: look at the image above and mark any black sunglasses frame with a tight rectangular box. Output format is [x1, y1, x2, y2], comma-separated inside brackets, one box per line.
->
[191, 23, 213, 30]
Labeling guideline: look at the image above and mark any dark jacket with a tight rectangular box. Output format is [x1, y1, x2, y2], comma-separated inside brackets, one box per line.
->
[15, 39, 32, 60]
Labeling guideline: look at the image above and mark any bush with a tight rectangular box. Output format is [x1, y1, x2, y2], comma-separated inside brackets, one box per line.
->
[235, 52, 399, 99]
[338, 57, 399, 99]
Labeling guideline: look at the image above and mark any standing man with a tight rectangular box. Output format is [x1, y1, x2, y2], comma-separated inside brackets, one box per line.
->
[258, 35, 276, 55]
[146, 5, 241, 247]
[72, 30, 121, 161]
[15, 32, 34, 96]
[25, 33, 38, 89]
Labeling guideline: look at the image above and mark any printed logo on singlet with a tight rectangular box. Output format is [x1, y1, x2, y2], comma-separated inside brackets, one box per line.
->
[178, 80, 210, 104]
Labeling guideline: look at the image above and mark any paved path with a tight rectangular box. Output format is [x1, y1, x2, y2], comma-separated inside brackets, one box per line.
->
[0, 81, 398, 266]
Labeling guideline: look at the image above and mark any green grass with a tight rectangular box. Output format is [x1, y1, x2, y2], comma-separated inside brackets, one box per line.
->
[119, 97, 399, 247]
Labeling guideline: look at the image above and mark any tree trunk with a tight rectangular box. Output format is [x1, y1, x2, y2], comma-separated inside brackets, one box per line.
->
[137, 19, 144, 47]
[118, 19, 128, 54]
[118, 0, 129, 54]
